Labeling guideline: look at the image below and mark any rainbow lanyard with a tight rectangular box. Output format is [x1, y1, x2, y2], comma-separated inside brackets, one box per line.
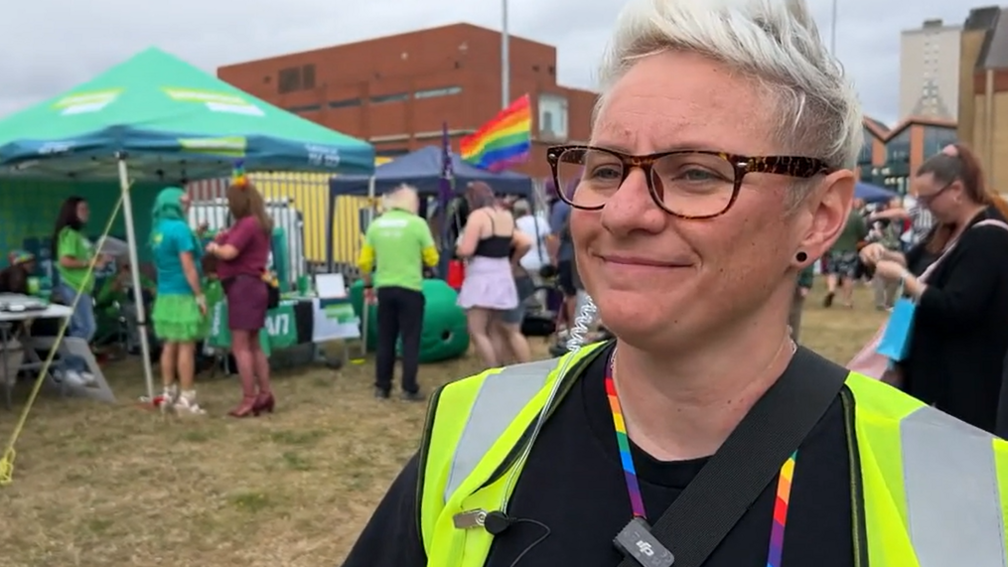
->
[604, 354, 797, 567]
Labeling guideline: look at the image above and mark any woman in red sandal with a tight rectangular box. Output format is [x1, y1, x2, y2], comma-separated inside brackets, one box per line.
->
[205, 166, 275, 418]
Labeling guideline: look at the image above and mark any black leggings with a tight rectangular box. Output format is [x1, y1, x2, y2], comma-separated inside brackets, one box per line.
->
[375, 286, 426, 394]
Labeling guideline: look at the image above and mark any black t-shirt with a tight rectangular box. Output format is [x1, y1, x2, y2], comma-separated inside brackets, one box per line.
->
[342, 348, 857, 567]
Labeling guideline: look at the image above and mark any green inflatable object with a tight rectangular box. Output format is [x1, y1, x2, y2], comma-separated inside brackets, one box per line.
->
[350, 279, 470, 363]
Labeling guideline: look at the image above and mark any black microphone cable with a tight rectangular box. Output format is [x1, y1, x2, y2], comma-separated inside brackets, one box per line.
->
[483, 511, 552, 567]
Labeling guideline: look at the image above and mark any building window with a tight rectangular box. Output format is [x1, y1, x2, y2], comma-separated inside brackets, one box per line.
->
[377, 147, 410, 158]
[922, 126, 957, 158]
[302, 65, 316, 89]
[278, 67, 301, 94]
[538, 93, 569, 140]
[288, 104, 321, 113]
[414, 86, 462, 99]
[329, 98, 362, 108]
[371, 93, 409, 104]
[886, 130, 911, 164]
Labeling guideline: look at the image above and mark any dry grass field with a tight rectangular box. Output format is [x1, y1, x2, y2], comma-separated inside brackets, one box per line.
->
[0, 285, 885, 567]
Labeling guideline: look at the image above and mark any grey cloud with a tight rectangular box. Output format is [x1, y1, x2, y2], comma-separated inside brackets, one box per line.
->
[0, 0, 974, 127]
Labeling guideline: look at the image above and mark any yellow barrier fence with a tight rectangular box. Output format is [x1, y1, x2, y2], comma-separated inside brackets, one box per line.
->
[187, 171, 378, 268]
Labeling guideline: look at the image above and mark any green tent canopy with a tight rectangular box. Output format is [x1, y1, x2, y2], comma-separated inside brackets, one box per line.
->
[0, 47, 374, 181]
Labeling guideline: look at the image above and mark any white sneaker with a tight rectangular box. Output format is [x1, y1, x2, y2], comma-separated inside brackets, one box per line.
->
[174, 395, 206, 416]
[64, 370, 86, 387]
[80, 372, 97, 386]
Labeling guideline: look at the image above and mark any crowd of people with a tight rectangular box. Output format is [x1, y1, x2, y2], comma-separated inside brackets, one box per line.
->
[0, 169, 279, 418]
[355, 179, 595, 400]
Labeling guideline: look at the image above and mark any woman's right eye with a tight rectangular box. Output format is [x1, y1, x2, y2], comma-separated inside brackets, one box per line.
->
[586, 164, 622, 182]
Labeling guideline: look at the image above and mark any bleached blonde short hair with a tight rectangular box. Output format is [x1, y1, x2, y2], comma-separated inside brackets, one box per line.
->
[382, 184, 420, 215]
[596, 0, 863, 170]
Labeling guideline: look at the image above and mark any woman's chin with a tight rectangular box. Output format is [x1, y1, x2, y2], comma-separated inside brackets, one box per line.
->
[595, 294, 670, 340]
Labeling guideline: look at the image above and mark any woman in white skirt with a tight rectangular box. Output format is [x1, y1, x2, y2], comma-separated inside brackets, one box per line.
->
[456, 182, 520, 368]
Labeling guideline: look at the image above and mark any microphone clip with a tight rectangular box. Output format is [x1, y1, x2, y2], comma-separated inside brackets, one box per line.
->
[452, 509, 514, 535]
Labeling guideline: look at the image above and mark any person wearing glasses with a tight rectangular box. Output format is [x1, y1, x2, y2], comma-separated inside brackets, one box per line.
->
[342, 1, 1008, 566]
[861, 143, 1008, 434]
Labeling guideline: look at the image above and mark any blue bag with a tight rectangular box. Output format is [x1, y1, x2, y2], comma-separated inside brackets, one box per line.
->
[876, 284, 916, 362]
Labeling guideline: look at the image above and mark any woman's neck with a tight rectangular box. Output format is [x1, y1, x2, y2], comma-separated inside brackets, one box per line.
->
[949, 204, 988, 241]
[611, 324, 795, 462]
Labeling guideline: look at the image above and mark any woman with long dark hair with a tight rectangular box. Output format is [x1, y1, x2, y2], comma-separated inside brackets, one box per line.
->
[861, 143, 1008, 432]
[52, 196, 110, 386]
[205, 173, 275, 418]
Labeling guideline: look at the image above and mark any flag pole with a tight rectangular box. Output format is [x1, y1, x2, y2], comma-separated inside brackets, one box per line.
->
[501, 0, 510, 109]
[830, 0, 838, 55]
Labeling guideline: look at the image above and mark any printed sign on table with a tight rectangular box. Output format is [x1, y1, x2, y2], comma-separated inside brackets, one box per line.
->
[208, 300, 298, 355]
[311, 297, 361, 343]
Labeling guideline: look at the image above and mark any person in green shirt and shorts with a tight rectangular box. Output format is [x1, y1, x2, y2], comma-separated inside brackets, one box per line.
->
[150, 188, 207, 415]
[357, 185, 439, 401]
[53, 196, 110, 386]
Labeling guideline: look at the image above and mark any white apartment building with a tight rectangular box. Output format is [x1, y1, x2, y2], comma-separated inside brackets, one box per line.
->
[899, 19, 962, 120]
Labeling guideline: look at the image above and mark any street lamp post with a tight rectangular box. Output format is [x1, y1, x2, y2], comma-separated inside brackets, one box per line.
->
[830, 0, 838, 55]
[501, 0, 510, 109]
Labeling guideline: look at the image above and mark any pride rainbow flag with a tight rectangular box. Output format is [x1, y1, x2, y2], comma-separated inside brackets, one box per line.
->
[461, 94, 532, 172]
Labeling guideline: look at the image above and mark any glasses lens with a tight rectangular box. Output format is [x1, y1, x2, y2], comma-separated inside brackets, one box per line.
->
[652, 153, 737, 217]
[556, 148, 621, 208]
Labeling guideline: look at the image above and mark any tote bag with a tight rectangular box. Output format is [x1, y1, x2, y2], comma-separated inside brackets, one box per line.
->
[848, 219, 1008, 381]
[874, 282, 913, 361]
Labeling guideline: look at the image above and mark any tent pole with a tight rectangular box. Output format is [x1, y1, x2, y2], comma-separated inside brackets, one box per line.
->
[367, 176, 376, 226]
[116, 155, 155, 401]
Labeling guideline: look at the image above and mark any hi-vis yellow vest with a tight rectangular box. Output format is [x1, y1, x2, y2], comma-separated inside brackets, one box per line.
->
[417, 342, 1008, 567]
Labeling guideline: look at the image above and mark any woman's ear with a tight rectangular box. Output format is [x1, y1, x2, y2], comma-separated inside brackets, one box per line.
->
[797, 170, 856, 261]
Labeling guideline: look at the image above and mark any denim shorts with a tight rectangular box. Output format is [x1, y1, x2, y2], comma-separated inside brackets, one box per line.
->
[499, 276, 536, 325]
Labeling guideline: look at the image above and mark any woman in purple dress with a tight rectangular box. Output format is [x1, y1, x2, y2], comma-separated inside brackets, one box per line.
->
[205, 173, 275, 418]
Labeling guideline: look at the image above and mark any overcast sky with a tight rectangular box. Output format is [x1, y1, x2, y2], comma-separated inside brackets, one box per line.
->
[0, 0, 972, 126]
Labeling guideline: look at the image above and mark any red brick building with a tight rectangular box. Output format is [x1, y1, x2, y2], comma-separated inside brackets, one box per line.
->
[217, 23, 597, 179]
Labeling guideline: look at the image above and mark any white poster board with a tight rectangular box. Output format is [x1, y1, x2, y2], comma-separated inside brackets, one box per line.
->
[311, 297, 361, 342]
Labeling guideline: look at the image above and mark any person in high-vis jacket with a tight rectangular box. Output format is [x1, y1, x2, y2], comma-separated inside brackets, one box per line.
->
[341, 0, 1008, 566]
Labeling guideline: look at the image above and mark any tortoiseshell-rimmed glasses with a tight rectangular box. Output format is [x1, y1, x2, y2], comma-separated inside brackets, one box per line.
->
[546, 145, 834, 220]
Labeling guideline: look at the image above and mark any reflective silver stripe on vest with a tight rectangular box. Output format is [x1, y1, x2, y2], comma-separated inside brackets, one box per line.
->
[901, 405, 1007, 566]
[444, 358, 556, 502]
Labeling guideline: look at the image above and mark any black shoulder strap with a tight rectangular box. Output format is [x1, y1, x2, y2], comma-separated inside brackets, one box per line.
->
[616, 347, 848, 567]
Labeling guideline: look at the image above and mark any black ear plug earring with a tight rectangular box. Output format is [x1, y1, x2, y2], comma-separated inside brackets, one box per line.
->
[795, 251, 808, 262]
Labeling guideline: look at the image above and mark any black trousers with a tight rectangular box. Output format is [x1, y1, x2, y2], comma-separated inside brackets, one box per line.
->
[375, 286, 425, 394]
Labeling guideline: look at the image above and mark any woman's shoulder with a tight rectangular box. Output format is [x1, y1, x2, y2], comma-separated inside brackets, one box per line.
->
[966, 212, 1008, 243]
[160, 217, 188, 229]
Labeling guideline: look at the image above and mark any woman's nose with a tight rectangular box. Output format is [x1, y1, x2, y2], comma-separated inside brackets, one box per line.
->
[600, 169, 668, 236]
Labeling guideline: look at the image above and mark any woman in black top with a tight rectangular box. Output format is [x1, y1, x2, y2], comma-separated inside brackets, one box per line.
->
[861, 143, 1008, 432]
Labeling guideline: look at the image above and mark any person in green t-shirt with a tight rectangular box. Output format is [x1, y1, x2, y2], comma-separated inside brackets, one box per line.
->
[356, 184, 439, 400]
[823, 200, 868, 308]
[52, 196, 111, 386]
